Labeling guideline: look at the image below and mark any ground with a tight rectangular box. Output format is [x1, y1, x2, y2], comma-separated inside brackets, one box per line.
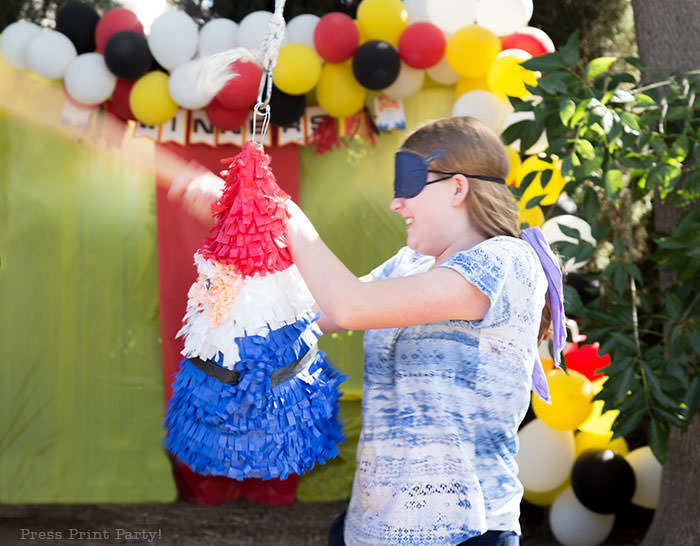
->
[0, 499, 652, 546]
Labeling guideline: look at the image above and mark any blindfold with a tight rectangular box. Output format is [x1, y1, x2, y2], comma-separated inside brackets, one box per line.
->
[394, 149, 506, 199]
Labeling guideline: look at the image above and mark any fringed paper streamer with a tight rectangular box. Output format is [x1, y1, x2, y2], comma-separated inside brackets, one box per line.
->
[178, 257, 316, 368]
[200, 142, 293, 276]
[165, 314, 346, 480]
[309, 116, 343, 155]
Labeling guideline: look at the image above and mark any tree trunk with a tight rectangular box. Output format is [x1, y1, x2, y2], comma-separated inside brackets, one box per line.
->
[631, 1, 700, 544]
[638, 415, 700, 546]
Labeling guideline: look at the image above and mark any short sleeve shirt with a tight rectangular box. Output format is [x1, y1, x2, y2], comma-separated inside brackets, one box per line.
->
[344, 236, 547, 546]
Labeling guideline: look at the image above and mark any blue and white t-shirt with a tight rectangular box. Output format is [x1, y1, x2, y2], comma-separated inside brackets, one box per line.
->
[344, 236, 547, 546]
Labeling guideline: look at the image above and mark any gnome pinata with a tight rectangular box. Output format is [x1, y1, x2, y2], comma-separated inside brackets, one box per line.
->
[164, 142, 346, 480]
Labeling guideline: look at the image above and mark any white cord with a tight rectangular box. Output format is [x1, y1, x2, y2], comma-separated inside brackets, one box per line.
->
[252, 0, 287, 144]
[195, 0, 287, 145]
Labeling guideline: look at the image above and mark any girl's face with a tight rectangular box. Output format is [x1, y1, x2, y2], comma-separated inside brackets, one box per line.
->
[389, 174, 455, 258]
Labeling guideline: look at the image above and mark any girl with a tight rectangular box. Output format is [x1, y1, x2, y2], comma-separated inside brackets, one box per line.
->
[171, 115, 563, 545]
[285, 116, 562, 546]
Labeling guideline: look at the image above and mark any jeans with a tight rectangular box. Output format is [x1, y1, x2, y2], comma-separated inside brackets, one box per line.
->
[328, 512, 520, 546]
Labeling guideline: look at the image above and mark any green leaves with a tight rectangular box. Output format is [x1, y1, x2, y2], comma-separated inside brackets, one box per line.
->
[586, 56, 618, 80]
[504, 33, 700, 462]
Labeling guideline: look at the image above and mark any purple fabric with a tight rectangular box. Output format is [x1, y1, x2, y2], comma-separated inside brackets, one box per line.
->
[520, 226, 566, 403]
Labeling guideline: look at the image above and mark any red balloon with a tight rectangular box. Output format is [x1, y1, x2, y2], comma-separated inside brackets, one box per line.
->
[564, 342, 610, 381]
[215, 61, 262, 110]
[398, 22, 446, 69]
[205, 99, 249, 131]
[501, 27, 555, 57]
[106, 79, 136, 121]
[313, 12, 359, 63]
[95, 8, 144, 54]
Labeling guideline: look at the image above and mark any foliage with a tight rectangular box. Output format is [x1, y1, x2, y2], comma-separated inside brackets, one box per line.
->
[1, 0, 116, 31]
[504, 33, 700, 464]
[530, 0, 637, 63]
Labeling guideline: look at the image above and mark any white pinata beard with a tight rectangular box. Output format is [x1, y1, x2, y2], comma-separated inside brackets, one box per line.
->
[177, 252, 316, 369]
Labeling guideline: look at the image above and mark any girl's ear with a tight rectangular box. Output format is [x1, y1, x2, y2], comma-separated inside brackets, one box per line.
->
[451, 174, 469, 206]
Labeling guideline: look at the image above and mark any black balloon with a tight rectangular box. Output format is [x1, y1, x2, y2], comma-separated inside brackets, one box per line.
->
[571, 449, 636, 514]
[55, 2, 100, 54]
[104, 31, 153, 80]
[269, 86, 307, 127]
[566, 273, 597, 306]
[352, 40, 400, 90]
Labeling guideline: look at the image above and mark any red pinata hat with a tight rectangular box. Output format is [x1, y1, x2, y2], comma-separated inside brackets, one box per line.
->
[200, 142, 293, 277]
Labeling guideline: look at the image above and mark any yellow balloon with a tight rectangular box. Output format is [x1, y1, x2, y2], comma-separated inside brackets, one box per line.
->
[129, 71, 178, 126]
[504, 145, 521, 186]
[445, 25, 500, 78]
[579, 376, 620, 437]
[532, 368, 594, 431]
[273, 43, 322, 95]
[455, 75, 490, 98]
[356, 0, 407, 46]
[523, 478, 570, 507]
[488, 48, 539, 100]
[541, 358, 555, 373]
[516, 198, 544, 228]
[516, 155, 566, 206]
[575, 430, 629, 457]
[316, 60, 366, 119]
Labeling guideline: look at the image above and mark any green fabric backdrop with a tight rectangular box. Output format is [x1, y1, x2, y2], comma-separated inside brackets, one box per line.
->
[0, 115, 176, 502]
[0, 86, 453, 503]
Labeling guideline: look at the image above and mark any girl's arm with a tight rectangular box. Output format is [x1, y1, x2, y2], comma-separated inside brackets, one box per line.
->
[286, 201, 490, 331]
[313, 274, 375, 334]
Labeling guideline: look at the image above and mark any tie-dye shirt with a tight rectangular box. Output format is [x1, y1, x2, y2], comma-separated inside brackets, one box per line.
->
[344, 236, 547, 545]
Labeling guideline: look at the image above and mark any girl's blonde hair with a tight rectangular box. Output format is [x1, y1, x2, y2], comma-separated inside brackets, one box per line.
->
[399, 116, 519, 239]
[400, 116, 553, 343]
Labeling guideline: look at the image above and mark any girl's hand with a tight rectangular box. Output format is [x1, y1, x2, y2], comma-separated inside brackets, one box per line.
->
[168, 161, 225, 225]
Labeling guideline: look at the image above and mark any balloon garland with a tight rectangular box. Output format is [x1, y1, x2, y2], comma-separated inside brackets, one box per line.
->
[163, 0, 346, 481]
[1, 0, 552, 134]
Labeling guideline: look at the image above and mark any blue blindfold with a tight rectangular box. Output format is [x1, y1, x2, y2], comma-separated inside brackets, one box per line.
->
[394, 149, 506, 199]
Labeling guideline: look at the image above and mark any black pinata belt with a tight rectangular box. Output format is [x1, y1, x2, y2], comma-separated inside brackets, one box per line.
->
[186, 345, 318, 387]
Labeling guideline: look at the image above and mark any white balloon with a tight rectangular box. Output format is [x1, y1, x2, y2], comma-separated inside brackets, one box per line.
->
[238, 11, 273, 53]
[550, 487, 615, 546]
[542, 215, 595, 246]
[403, 0, 429, 24]
[198, 18, 238, 58]
[516, 419, 575, 492]
[382, 62, 425, 99]
[476, 0, 534, 37]
[502, 110, 548, 154]
[426, 55, 459, 85]
[452, 90, 512, 133]
[64, 53, 117, 106]
[431, 0, 478, 35]
[25, 30, 77, 80]
[403, 0, 477, 34]
[542, 215, 596, 273]
[626, 446, 662, 510]
[168, 59, 215, 110]
[283, 13, 320, 50]
[148, 10, 199, 71]
[0, 20, 42, 70]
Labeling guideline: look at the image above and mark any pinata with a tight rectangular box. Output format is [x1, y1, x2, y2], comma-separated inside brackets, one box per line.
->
[164, 141, 346, 480]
